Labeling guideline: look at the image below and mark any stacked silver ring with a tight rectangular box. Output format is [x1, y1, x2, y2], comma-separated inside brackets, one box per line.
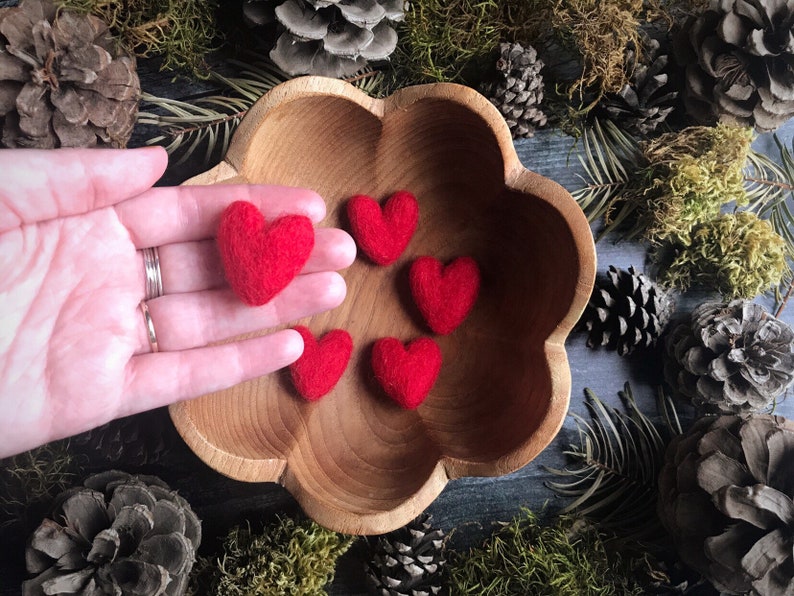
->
[142, 246, 163, 300]
[141, 247, 164, 353]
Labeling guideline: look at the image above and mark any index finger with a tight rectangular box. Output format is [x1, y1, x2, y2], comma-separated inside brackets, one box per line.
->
[116, 183, 327, 248]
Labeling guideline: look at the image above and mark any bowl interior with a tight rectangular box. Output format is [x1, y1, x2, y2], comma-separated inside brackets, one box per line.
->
[175, 89, 581, 521]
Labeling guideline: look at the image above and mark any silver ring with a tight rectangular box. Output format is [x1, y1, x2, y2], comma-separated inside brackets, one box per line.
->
[140, 301, 159, 353]
[142, 247, 163, 300]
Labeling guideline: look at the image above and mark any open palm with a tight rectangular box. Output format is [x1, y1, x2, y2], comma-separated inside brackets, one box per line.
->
[0, 147, 355, 457]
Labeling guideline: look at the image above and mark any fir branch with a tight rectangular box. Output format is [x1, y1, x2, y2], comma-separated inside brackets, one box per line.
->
[571, 119, 641, 229]
[546, 383, 680, 542]
[744, 142, 794, 308]
[138, 57, 387, 166]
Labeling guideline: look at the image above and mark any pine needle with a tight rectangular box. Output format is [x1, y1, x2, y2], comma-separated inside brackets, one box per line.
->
[744, 140, 794, 307]
[545, 383, 680, 542]
[138, 55, 387, 167]
[571, 119, 641, 230]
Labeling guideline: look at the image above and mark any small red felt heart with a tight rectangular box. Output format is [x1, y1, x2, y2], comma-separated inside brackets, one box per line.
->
[410, 256, 480, 335]
[347, 191, 418, 265]
[217, 201, 314, 306]
[371, 337, 442, 409]
[289, 326, 353, 401]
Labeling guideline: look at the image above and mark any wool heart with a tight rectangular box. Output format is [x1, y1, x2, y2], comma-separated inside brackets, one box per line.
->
[217, 201, 314, 306]
[347, 191, 418, 265]
[371, 337, 442, 409]
[289, 326, 353, 401]
[410, 256, 480, 335]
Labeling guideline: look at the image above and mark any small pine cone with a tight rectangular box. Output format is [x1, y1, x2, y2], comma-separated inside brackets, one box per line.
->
[658, 414, 794, 595]
[482, 42, 547, 138]
[598, 39, 679, 137]
[71, 408, 176, 467]
[664, 300, 794, 414]
[0, 0, 140, 148]
[23, 470, 201, 596]
[244, 0, 405, 78]
[582, 265, 675, 356]
[367, 513, 446, 596]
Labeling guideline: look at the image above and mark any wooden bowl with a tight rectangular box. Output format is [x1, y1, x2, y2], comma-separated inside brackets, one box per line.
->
[170, 77, 596, 534]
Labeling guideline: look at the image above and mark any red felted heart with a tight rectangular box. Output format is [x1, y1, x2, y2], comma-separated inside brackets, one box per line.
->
[217, 201, 314, 306]
[289, 326, 353, 401]
[371, 337, 442, 409]
[410, 256, 480, 335]
[347, 191, 418, 265]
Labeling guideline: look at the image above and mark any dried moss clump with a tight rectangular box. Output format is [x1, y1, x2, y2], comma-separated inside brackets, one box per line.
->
[447, 511, 643, 595]
[663, 212, 787, 298]
[56, 0, 218, 76]
[552, 0, 647, 105]
[392, 0, 540, 85]
[188, 517, 355, 595]
[621, 124, 752, 243]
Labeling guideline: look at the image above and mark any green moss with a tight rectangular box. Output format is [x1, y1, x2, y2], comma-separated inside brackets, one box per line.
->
[662, 211, 787, 299]
[0, 442, 78, 530]
[188, 517, 356, 596]
[619, 124, 753, 243]
[447, 510, 643, 595]
[56, 0, 218, 77]
[391, 0, 542, 85]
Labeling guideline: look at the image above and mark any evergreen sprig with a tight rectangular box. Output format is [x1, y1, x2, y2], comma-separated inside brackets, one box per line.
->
[138, 57, 386, 167]
[572, 119, 640, 232]
[545, 383, 681, 542]
[744, 139, 794, 308]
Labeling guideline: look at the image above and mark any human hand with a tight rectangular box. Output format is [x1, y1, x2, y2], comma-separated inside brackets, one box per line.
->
[0, 147, 356, 458]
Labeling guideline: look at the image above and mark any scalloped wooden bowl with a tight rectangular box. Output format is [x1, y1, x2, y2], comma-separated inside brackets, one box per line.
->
[170, 77, 596, 535]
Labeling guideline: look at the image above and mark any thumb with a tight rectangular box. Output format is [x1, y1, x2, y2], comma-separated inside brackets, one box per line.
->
[0, 146, 168, 232]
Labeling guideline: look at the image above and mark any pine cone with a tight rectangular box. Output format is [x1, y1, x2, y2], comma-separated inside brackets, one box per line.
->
[658, 414, 794, 595]
[23, 470, 201, 596]
[367, 513, 446, 596]
[674, 0, 794, 132]
[244, 0, 405, 78]
[581, 265, 675, 356]
[645, 558, 720, 595]
[71, 409, 175, 467]
[598, 39, 679, 137]
[482, 42, 547, 138]
[664, 300, 794, 414]
[0, 0, 139, 148]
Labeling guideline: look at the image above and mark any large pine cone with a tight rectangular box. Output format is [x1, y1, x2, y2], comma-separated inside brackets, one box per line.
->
[582, 265, 675, 356]
[23, 470, 201, 596]
[482, 42, 547, 138]
[664, 300, 794, 413]
[598, 39, 679, 137]
[658, 414, 794, 595]
[674, 0, 794, 132]
[0, 0, 139, 148]
[367, 513, 446, 596]
[244, 0, 405, 78]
